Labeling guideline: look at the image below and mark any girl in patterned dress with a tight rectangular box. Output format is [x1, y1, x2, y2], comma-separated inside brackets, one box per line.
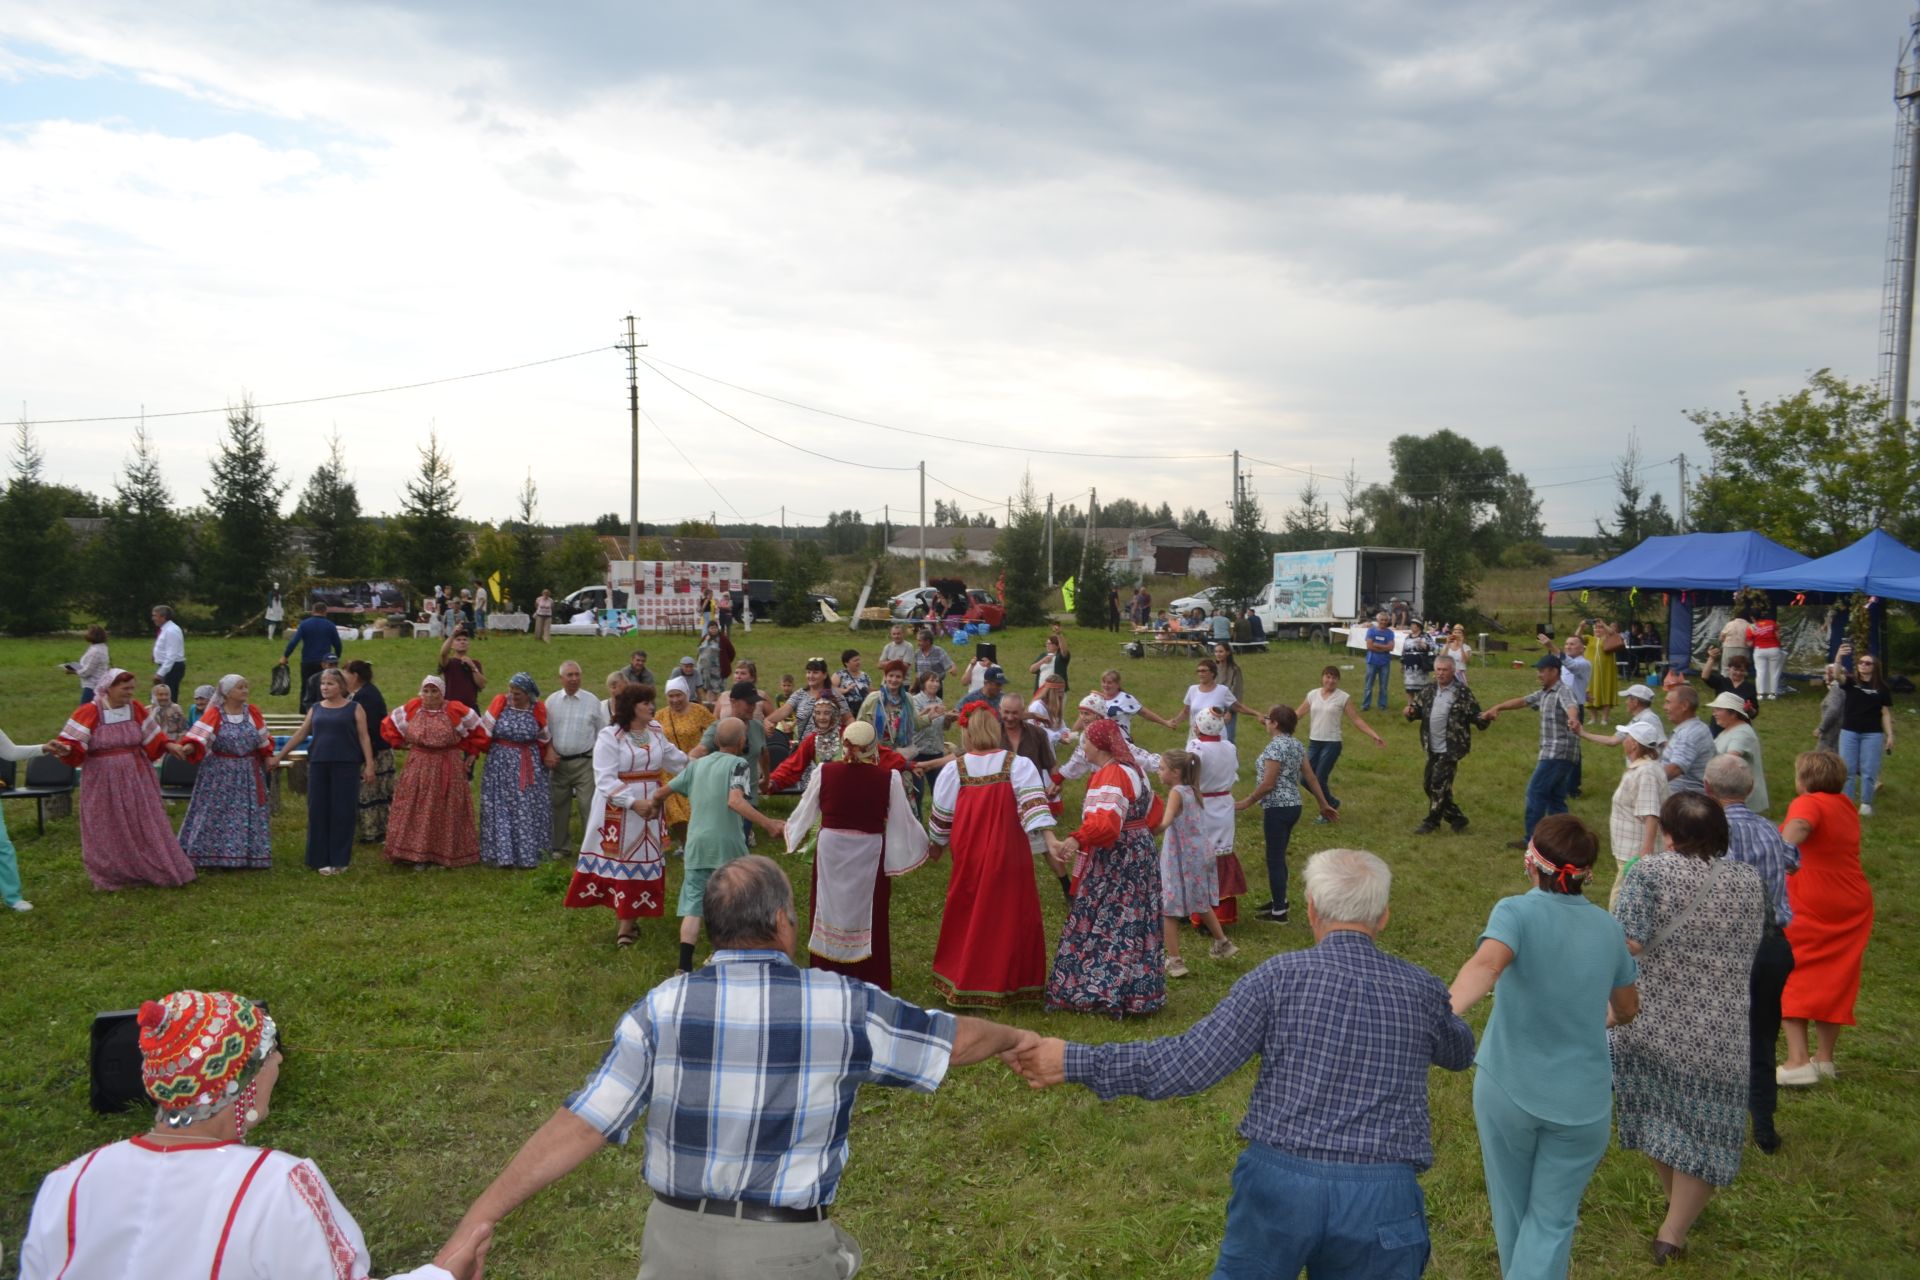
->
[173, 675, 275, 870]
[565, 683, 686, 947]
[1154, 750, 1235, 978]
[1045, 718, 1167, 1017]
[49, 669, 196, 891]
[477, 673, 552, 869]
[380, 676, 489, 868]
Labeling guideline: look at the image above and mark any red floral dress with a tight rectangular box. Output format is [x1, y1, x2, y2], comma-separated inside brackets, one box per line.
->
[1045, 761, 1166, 1016]
[380, 699, 487, 866]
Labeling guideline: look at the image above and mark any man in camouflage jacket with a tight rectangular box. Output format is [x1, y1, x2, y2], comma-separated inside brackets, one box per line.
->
[1404, 654, 1485, 834]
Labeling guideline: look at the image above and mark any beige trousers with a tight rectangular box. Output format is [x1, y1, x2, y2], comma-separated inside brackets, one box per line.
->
[636, 1200, 861, 1279]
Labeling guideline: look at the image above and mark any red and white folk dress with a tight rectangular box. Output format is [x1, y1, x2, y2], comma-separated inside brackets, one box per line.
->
[55, 694, 195, 891]
[379, 699, 488, 867]
[927, 749, 1054, 1005]
[565, 722, 687, 919]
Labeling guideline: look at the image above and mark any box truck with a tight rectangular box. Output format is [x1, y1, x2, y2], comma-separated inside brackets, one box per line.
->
[1250, 547, 1426, 641]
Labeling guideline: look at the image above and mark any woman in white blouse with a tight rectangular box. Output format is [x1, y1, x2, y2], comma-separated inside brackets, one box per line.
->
[61, 625, 111, 704]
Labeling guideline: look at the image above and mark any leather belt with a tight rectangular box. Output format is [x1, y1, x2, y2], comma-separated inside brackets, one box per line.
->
[557, 750, 593, 760]
[655, 1193, 827, 1224]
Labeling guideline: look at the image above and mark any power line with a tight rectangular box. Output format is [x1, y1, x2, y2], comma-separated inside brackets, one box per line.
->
[640, 360, 919, 473]
[638, 406, 743, 520]
[645, 356, 1236, 460]
[16, 346, 617, 426]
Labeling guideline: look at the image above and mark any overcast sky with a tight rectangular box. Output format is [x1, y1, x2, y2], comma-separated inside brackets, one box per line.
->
[1, 1, 1912, 535]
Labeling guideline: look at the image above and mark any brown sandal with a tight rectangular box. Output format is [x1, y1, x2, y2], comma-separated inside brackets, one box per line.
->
[615, 928, 638, 948]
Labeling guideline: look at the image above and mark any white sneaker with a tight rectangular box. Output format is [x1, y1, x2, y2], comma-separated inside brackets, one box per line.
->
[1209, 938, 1240, 961]
[1860, 803, 1874, 816]
[1166, 957, 1190, 979]
[1776, 1062, 1822, 1087]
[1816, 1060, 1838, 1081]
[8, 899, 31, 912]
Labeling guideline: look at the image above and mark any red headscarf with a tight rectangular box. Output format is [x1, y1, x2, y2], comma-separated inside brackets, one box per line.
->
[1084, 717, 1127, 758]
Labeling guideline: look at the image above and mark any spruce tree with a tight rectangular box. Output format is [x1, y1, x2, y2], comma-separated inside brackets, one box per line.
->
[992, 473, 1050, 626]
[93, 426, 187, 636]
[200, 400, 288, 626]
[1216, 487, 1270, 614]
[0, 421, 74, 633]
[292, 432, 367, 578]
[399, 430, 468, 592]
[507, 473, 547, 608]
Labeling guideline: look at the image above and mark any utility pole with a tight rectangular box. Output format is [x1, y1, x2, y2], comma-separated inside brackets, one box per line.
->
[1882, 11, 1920, 420]
[781, 506, 785, 539]
[1232, 449, 1240, 514]
[1677, 454, 1689, 531]
[1082, 486, 1097, 579]
[918, 461, 927, 588]
[620, 314, 645, 560]
[1045, 493, 1054, 586]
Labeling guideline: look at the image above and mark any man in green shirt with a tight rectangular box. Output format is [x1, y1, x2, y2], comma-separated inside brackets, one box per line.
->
[662, 716, 785, 973]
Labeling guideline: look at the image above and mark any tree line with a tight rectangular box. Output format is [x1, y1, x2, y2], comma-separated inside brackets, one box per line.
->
[0, 402, 607, 636]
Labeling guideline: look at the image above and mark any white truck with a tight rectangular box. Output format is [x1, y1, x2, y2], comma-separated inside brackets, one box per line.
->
[1249, 547, 1426, 642]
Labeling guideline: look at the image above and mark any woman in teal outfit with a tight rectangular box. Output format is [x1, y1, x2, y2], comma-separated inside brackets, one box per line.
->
[0, 725, 50, 911]
[1449, 814, 1641, 1278]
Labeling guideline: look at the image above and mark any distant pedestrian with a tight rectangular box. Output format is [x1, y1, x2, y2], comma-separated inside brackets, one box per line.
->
[534, 587, 554, 643]
[280, 599, 346, 713]
[1361, 610, 1396, 711]
[151, 604, 186, 701]
[264, 586, 284, 639]
[62, 625, 111, 705]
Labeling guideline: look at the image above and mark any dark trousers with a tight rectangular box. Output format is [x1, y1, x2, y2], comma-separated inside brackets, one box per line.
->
[306, 761, 359, 869]
[1262, 804, 1302, 908]
[1422, 750, 1467, 828]
[1307, 739, 1343, 810]
[299, 662, 323, 712]
[1523, 758, 1577, 839]
[1749, 925, 1796, 1131]
[158, 662, 185, 702]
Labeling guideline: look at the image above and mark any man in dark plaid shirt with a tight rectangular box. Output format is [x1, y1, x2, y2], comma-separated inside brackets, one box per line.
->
[1479, 653, 1584, 850]
[443, 856, 1036, 1278]
[1014, 848, 1474, 1279]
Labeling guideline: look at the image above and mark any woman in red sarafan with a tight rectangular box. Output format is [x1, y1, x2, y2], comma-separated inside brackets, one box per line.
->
[49, 668, 196, 891]
[927, 707, 1058, 1006]
[380, 674, 488, 867]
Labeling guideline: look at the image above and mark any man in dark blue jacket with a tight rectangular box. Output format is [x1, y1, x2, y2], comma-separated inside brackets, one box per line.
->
[279, 600, 344, 712]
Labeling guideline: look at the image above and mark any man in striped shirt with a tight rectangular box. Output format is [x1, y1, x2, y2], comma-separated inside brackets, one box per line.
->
[443, 857, 1035, 1278]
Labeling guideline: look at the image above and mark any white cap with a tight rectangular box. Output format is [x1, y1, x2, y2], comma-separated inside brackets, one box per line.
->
[1078, 692, 1107, 713]
[1623, 683, 1656, 702]
[1622, 720, 1663, 748]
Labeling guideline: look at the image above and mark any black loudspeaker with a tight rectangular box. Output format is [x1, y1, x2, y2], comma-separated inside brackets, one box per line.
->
[90, 1000, 274, 1114]
[90, 1010, 147, 1114]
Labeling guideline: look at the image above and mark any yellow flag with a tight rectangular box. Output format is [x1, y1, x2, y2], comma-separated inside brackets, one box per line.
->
[488, 571, 503, 607]
[1061, 576, 1077, 613]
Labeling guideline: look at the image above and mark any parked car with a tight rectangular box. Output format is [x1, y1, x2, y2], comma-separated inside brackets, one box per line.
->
[736, 579, 840, 622]
[1167, 586, 1227, 621]
[889, 580, 1004, 628]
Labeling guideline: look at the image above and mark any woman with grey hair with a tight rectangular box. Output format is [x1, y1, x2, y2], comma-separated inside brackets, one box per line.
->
[172, 675, 276, 871]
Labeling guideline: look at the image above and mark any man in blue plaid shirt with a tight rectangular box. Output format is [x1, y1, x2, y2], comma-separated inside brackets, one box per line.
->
[1014, 848, 1474, 1279]
[443, 856, 1036, 1278]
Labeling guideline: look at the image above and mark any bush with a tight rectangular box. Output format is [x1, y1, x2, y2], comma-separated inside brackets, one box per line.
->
[1499, 540, 1556, 568]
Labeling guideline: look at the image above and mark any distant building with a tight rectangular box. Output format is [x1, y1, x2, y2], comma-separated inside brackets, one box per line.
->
[884, 526, 999, 566]
[1091, 526, 1210, 579]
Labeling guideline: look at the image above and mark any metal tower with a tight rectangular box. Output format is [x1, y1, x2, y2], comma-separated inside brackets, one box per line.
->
[1876, 9, 1920, 420]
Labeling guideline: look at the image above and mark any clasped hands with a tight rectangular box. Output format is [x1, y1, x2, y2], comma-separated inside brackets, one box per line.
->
[1042, 832, 1078, 878]
[999, 1032, 1068, 1089]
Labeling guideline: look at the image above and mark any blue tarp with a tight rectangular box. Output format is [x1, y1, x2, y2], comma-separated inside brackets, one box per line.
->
[1741, 529, 1920, 602]
[1548, 532, 1808, 593]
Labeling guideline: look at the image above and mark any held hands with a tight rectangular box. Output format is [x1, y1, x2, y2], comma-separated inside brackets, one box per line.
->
[766, 819, 788, 843]
[434, 1222, 494, 1280]
[996, 1027, 1043, 1071]
[1009, 1036, 1069, 1088]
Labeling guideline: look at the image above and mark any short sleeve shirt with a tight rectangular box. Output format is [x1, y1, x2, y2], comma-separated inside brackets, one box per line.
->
[669, 750, 754, 870]
[1256, 735, 1305, 809]
[1183, 684, 1237, 723]
[1476, 890, 1637, 1126]
[1364, 626, 1396, 667]
[1662, 718, 1713, 793]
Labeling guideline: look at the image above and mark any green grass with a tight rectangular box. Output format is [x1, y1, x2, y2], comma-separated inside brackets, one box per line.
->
[1, 621, 1915, 1278]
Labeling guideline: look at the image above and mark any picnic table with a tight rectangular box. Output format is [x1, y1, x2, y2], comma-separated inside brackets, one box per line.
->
[1129, 628, 1211, 657]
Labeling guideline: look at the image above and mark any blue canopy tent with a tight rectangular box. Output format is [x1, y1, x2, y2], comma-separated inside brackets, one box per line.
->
[1548, 532, 1809, 670]
[1742, 529, 1920, 662]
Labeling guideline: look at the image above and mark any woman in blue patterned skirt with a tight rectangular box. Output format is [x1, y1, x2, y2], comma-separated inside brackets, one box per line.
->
[173, 675, 274, 870]
[478, 672, 553, 868]
[1045, 717, 1166, 1017]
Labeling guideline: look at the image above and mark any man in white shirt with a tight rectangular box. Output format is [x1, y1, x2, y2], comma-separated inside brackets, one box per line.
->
[150, 605, 186, 702]
[879, 625, 915, 669]
[544, 660, 609, 856]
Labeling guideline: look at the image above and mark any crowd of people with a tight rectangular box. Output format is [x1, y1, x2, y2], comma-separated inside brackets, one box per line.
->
[6, 601, 1895, 1279]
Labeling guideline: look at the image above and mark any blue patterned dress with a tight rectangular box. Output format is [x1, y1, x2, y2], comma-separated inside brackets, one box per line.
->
[1158, 784, 1218, 916]
[479, 703, 551, 868]
[1046, 761, 1166, 1016]
[177, 711, 273, 870]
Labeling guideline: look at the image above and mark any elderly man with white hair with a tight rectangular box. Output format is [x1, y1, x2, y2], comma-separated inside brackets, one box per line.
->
[1015, 848, 1475, 1279]
[544, 659, 608, 857]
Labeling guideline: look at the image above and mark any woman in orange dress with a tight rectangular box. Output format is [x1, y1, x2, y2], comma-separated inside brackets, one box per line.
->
[654, 676, 713, 842]
[1776, 750, 1875, 1085]
[380, 675, 489, 867]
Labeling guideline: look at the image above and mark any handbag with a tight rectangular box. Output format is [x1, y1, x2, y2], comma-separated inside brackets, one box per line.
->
[270, 665, 292, 698]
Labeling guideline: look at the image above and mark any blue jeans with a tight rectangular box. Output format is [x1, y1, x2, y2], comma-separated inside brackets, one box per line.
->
[1261, 805, 1301, 909]
[1307, 740, 1343, 810]
[1473, 1070, 1610, 1280]
[1361, 663, 1391, 710]
[1523, 758, 1578, 840]
[1839, 729, 1885, 805]
[1213, 1143, 1429, 1280]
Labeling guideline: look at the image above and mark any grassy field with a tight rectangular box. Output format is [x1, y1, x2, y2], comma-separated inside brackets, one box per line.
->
[0, 619, 1914, 1278]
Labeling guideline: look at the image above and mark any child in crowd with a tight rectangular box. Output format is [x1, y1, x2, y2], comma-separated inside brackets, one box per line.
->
[1154, 751, 1235, 978]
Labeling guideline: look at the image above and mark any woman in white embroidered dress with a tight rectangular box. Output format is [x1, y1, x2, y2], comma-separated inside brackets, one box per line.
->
[563, 682, 687, 947]
[21, 989, 488, 1280]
